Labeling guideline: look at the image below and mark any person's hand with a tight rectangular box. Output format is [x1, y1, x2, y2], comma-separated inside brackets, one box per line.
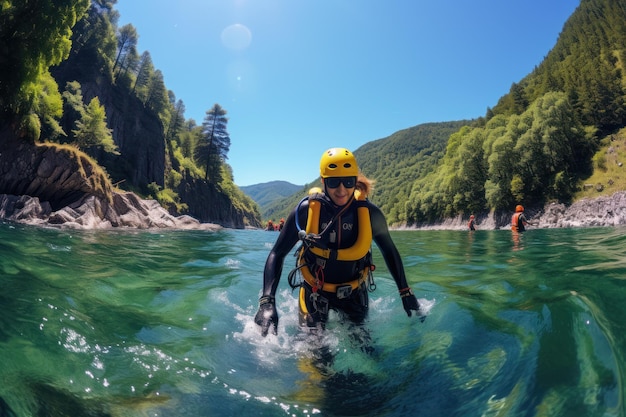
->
[254, 296, 278, 337]
[400, 288, 420, 317]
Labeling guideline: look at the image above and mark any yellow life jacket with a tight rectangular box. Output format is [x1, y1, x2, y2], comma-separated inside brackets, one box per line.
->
[304, 187, 372, 261]
[297, 187, 373, 293]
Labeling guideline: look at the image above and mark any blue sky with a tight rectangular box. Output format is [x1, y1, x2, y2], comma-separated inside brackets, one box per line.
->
[115, 0, 580, 187]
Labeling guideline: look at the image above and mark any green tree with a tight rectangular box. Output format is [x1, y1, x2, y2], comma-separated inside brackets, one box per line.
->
[0, 0, 90, 131]
[72, 97, 118, 154]
[179, 120, 200, 160]
[70, 0, 118, 80]
[165, 99, 186, 159]
[485, 129, 517, 209]
[61, 81, 85, 141]
[514, 92, 588, 202]
[131, 51, 154, 96]
[197, 104, 231, 182]
[510, 174, 525, 202]
[37, 72, 66, 141]
[112, 24, 139, 79]
[163, 98, 186, 187]
[144, 70, 169, 117]
[452, 128, 488, 214]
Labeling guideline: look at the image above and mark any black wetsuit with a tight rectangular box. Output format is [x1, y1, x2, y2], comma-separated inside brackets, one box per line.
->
[261, 192, 410, 329]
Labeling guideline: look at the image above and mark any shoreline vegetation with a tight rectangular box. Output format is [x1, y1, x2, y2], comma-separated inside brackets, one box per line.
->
[395, 190, 626, 231]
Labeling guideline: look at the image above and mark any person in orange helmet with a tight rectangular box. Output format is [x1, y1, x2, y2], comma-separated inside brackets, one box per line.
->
[511, 205, 537, 232]
[468, 214, 476, 231]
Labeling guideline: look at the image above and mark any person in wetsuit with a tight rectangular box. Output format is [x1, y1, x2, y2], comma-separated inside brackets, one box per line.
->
[468, 214, 476, 231]
[511, 204, 535, 232]
[254, 148, 420, 336]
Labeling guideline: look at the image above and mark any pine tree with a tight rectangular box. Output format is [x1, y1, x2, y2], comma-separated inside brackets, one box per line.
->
[112, 24, 138, 78]
[131, 51, 154, 96]
[197, 104, 231, 182]
[72, 97, 118, 154]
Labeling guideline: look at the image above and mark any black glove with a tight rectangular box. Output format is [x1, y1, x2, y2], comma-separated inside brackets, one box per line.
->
[400, 288, 420, 317]
[254, 296, 278, 337]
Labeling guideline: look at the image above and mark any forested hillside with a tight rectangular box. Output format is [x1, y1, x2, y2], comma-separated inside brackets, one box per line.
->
[259, 121, 469, 223]
[400, 0, 626, 225]
[264, 0, 626, 227]
[0, 0, 261, 228]
[355, 121, 471, 224]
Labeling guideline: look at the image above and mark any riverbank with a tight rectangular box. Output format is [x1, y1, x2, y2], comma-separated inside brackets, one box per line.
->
[2, 190, 625, 232]
[396, 191, 626, 231]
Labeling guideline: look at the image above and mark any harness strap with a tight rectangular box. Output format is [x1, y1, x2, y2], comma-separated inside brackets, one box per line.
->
[300, 263, 368, 293]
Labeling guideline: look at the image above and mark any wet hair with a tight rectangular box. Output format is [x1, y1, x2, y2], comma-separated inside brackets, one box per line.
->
[356, 172, 374, 198]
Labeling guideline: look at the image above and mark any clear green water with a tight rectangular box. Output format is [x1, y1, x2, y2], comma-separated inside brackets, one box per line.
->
[0, 222, 624, 417]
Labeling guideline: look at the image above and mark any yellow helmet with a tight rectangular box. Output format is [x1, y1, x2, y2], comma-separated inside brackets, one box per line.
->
[319, 148, 359, 178]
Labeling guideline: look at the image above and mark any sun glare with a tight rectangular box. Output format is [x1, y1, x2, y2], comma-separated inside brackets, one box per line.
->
[221, 23, 252, 50]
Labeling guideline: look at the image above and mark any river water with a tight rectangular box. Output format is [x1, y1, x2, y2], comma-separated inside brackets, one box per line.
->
[0, 222, 624, 417]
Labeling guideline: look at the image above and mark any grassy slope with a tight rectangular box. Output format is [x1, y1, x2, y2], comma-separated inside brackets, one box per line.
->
[575, 128, 626, 201]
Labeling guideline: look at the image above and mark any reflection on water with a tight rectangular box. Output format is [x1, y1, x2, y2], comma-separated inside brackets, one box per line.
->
[0, 223, 625, 416]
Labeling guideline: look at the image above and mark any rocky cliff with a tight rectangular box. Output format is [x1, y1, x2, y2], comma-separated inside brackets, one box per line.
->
[0, 129, 218, 230]
[0, 127, 111, 209]
[52, 53, 166, 189]
[0, 193, 219, 230]
[176, 176, 256, 229]
[49, 47, 259, 229]
[538, 191, 626, 228]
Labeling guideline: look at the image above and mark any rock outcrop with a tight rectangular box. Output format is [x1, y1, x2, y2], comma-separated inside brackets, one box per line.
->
[400, 191, 626, 231]
[538, 191, 626, 228]
[176, 176, 259, 229]
[0, 127, 111, 210]
[50, 56, 260, 229]
[0, 130, 219, 230]
[52, 50, 166, 190]
[0, 192, 219, 230]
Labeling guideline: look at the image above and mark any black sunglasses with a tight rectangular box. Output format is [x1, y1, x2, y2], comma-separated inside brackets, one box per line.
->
[325, 176, 357, 189]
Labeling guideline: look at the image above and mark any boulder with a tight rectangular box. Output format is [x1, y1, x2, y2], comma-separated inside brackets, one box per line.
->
[537, 191, 626, 228]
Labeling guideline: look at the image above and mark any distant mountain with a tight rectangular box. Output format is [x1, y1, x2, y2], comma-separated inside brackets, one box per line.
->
[240, 181, 304, 217]
[259, 120, 471, 223]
